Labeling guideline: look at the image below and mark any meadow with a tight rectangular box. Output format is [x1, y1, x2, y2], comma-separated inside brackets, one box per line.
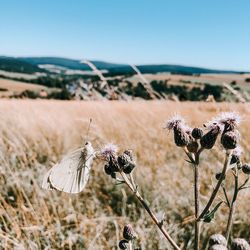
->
[0, 100, 249, 249]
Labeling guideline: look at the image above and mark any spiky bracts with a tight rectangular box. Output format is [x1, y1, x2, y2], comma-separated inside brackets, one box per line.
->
[166, 115, 191, 147]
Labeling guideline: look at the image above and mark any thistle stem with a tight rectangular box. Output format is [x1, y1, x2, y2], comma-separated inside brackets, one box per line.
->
[194, 162, 200, 250]
[225, 169, 239, 245]
[120, 172, 181, 250]
[198, 150, 232, 221]
[128, 241, 133, 250]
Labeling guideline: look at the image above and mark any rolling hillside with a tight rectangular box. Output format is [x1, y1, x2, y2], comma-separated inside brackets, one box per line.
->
[0, 56, 247, 75]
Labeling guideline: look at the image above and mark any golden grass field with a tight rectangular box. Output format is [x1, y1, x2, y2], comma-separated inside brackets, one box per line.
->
[0, 100, 249, 249]
[0, 78, 48, 98]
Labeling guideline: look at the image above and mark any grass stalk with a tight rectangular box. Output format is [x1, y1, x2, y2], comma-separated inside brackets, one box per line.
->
[120, 172, 181, 250]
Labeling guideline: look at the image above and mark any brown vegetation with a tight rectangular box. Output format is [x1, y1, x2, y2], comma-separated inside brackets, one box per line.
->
[0, 100, 249, 249]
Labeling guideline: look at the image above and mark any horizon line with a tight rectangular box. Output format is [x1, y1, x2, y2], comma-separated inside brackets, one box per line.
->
[1, 54, 249, 72]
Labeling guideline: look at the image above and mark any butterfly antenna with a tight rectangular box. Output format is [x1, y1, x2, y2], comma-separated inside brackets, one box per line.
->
[85, 118, 92, 143]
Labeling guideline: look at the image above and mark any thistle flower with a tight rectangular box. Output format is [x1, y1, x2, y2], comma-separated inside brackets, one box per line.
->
[123, 224, 136, 241]
[214, 112, 241, 133]
[231, 238, 250, 250]
[221, 131, 239, 150]
[230, 146, 242, 165]
[166, 115, 191, 147]
[200, 123, 222, 149]
[242, 164, 250, 175]
[192, 127, 203, 140]
[100, 143, 118, 161]
[166, 114, 186, 130]
[209, 234, 227, 247]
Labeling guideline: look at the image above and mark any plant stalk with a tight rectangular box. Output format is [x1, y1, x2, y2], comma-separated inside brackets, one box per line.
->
[120, 172, 181, 250]
[225, 169, 239, 245]
[194, 161, 200, 250]
[128, 241, 133, 250]
[198, 150, 232, 221]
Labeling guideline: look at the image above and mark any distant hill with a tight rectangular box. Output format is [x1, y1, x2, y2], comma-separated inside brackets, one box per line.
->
[0, 56, 46, 74]
[0, 56, 247, 75]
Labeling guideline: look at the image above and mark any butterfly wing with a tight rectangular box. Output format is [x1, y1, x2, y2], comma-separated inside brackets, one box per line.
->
[41, 167, 55, 190]
[48, 146, 94, 194]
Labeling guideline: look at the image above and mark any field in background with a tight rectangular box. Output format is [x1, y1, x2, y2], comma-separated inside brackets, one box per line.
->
[0, 100, 249, 249]
[0, 78, 48, 98]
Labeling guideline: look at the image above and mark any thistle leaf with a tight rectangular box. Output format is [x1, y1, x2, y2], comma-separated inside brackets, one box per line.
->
[203, 201, 223, 223]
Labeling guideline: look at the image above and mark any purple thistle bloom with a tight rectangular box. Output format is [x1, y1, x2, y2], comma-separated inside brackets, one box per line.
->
[100, 143, 118, 161]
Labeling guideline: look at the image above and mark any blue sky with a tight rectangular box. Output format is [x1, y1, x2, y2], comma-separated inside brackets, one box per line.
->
[1, 0, 250, 70]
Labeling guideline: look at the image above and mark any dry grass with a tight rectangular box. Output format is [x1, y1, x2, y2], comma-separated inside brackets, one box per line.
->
[0, 78, 48, 98]
[0, 100, 249, 249]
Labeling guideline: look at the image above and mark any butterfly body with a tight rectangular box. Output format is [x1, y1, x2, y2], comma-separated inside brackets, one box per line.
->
[42, 142, 95, 193]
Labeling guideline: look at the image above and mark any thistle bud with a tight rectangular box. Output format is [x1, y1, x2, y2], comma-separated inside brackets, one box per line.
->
[231, 238, 250, 250]
[209, 234, 227, 247]
[119, 239, 129, 250]
[230, 146, 242, 165]
[110, 172, 117, 179]
[108, 156, 120, 172]
[221, 131, 238, 150]
[231, 155, 240, 165]
[118, 150, 136, 174]
[187, 141, 199, 153]
[242, 164, 250, 175]
[215, 172, 225, 181]
[210, 245, 228, 250]
[173, 126, 190, 147]
[104, 164, 113, 175]
[192, 128, 203, 139]
[200, 125, 221, 149]
[123, 224, 136, 241]
[166, 115, 190, 147]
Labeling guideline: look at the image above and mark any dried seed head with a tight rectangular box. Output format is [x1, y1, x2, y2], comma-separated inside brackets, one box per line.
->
[118, 239, 129, 250]
[231, 146, 242, 165]
[231, 238, 250, 250]
[242, 164, 250, 175]
[192, 128, 204, 139]
[210, 245, 228, 250]
[118, 151, 136, 174]
[215, 112, 241, 133]
[200, 124, 221, 149]
[187, 141, 199, 153]
[123, 224, 136, 241]
[221, 131, 239, 150]
[209, 234, 227, 247]
[100, 143, 118, 161]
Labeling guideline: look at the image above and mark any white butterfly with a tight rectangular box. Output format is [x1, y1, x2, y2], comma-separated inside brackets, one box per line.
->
[42, 141, 95, 193]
